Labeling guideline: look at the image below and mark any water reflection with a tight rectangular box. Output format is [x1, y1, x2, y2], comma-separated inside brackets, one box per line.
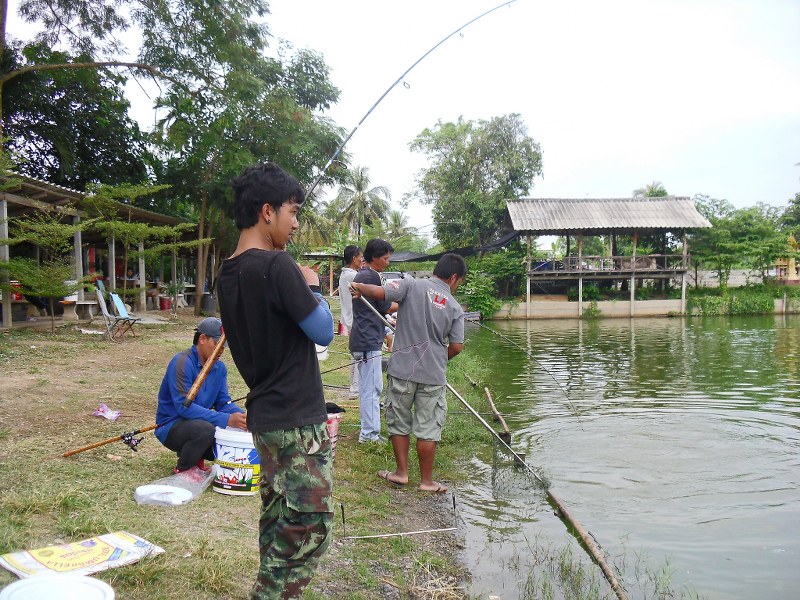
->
[458, 316, 800, 600]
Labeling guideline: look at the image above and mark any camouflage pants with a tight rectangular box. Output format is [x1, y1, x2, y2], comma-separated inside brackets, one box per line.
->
[249, 423, 334, 600]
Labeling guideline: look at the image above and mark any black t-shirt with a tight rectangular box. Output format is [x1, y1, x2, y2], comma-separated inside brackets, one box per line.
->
[349, 267, 392, 353]
[217, 249, 327, 432]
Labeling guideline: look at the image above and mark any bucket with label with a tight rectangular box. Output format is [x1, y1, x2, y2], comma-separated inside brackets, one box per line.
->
[159, 296, 172, 310]
[326, 413, 342, 459]
[212, 427, 259, 496]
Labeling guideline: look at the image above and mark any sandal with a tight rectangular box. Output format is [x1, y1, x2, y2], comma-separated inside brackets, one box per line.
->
[378, 470, 407, 487]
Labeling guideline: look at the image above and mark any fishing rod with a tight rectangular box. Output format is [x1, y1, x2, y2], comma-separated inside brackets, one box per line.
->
[305, 0, 519, 200]
[354, 291, 627, 600]
[464, 316, 585, 425]
[64, 333, 234, 458]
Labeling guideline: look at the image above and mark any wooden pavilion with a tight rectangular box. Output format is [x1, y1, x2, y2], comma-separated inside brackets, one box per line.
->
[504, 197, 712, 318]
[1, 173, 192, 329]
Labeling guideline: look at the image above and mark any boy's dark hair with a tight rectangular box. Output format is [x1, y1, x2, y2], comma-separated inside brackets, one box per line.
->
[363, 238, 394, 263]
[343, 245, 361, 266]
[230, 163, 305, 230]
[433, 253, 467, 280]
[192, 330, 201, 346]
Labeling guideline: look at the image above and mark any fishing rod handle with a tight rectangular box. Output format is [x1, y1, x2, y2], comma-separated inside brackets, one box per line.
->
[183, 332, 227, 408]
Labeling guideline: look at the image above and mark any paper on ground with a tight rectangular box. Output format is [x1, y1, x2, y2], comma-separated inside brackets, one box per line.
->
[0, 531, 164, 578]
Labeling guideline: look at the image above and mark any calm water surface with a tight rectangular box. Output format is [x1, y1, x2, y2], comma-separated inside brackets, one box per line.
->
[457, 315, 800, 599]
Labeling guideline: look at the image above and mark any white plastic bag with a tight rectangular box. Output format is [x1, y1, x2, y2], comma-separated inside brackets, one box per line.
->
[134, 467, 214, 506]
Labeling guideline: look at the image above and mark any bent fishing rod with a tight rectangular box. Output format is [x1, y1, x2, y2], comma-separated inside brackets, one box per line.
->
[353, 291, 627, 600]
[305, 0, 519, 200]
[463, 316, 585, 425]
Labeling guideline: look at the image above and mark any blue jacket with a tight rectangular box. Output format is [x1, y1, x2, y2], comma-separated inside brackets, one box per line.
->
[155, 345, 243, 444]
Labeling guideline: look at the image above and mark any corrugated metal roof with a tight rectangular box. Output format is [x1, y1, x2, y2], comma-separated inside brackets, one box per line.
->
[506, 197, 712, 233]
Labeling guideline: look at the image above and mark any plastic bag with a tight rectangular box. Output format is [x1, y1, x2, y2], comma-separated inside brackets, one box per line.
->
[92, 403, 121, 421]
[134, 467, 214, 506]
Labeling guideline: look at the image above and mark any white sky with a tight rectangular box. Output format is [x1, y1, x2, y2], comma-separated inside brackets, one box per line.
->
[8, 0, 800, 242]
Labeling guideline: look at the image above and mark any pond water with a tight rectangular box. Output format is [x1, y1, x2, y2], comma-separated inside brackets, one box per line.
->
[456, 315, 800, 599]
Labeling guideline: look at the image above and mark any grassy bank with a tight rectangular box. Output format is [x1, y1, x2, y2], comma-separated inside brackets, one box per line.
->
[0, 310, 492, 599]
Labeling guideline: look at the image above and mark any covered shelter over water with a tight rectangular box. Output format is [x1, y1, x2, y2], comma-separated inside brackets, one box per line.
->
[504, 196, 712, 318]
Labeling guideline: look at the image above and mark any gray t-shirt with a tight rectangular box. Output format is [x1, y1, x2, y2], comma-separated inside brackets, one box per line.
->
[384, 276, 464, 385]
[338, 267, 358, 329]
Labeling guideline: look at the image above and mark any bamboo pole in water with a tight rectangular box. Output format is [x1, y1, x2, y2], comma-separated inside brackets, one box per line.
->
[354, 293, 628, 600]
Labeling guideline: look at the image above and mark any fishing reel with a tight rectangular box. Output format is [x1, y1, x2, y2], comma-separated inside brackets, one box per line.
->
[121, 431, 146, 452]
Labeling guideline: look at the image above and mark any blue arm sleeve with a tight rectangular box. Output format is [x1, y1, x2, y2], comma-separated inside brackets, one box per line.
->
[299, 292, 334, 346]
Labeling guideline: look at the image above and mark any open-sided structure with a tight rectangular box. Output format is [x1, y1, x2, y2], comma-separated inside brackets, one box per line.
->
[504, 197, 712, 318]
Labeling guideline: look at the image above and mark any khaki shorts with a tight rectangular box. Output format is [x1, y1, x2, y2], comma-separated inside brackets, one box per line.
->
[385, 374, 447, 441]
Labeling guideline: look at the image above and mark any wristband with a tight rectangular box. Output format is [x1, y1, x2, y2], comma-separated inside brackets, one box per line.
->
[309, 284, 321, 294]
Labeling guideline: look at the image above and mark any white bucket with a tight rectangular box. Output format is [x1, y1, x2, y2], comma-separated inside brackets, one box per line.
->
[327, 413, 342, 459]
[0, 573, 114, 599]
[315, 344, 329, 361]
[212, 427, 260, 496]
[63, 280, 78, 302]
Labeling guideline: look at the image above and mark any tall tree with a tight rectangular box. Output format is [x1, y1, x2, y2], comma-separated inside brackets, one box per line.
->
[3, 42, 147, 188]
[410, 113, 542, 249]
[330, 165, 390, 237]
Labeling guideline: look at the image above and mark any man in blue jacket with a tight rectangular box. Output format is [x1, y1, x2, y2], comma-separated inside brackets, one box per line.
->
[155, 317, 247, 475]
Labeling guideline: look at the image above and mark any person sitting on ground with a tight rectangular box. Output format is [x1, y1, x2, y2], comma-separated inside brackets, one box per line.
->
[350, 253, 466, 493]
[338, 245, 363, 398]
[155, 317, 247, 475]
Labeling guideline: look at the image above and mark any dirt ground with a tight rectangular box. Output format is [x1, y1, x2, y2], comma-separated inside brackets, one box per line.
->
[0, 311, 467, 598]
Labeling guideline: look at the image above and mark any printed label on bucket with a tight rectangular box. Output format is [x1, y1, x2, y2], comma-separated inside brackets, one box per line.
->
[213, 439, 260, 496]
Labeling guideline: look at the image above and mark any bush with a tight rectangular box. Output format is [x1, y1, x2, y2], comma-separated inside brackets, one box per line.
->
[458, 271, 501, 318]
[567, 283, 600, 301]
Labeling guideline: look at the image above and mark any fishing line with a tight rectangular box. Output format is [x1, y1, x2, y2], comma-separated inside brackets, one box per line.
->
[464, 316, 585, 425]
[305, 0, 519, 200]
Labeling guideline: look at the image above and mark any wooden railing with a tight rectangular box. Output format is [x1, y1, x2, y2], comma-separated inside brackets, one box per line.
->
[531, 254, 689, 274]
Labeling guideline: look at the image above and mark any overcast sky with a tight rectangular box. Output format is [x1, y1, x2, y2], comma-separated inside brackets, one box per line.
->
[8, 0, 800, 240]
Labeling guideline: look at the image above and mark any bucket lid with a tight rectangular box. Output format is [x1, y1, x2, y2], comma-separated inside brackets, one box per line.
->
[0, 574, 115, 599]
[214, 426, 253, 443]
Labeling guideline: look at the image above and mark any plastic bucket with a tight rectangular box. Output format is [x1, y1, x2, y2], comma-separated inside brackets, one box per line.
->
[326, 413, 342, 459]
[0, 573, 115, 599]
[159, 297, 172, 310]
[212, 427, 260, 496]
[315, 344, 329, 361]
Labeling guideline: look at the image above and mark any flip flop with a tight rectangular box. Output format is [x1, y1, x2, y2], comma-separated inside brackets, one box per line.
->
[377, 470, 407, 487]
[419, 483, 447, 494]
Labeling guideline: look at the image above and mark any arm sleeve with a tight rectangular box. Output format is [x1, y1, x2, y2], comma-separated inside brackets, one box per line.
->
[168, 362, 233, 428]
[299, 293, 334, 345]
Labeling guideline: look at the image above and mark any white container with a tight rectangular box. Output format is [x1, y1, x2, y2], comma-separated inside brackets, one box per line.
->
[315, 344, 329, 361]
[63, 280, 78, 302]
[0, 573, 114, 599]
[212, 427, 260, 496]
[326, 413, 342, 459]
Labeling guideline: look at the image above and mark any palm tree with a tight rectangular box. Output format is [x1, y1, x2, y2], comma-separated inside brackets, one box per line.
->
[633, 181, 668, 197]
[386, 209, 410, 240]
[333, 166, 391, 236]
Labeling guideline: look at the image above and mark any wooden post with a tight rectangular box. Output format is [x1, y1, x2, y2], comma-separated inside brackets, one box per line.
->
[138, 241, 146, 310]
[681, 233, 688, 314]
[328, 256, 334, 296]
[630, 232, 637, 317]
[526, 233, 531, 319]
[0, 197, 11, 329]
[73, 215, 84, 301]
[484, 387, 510, 443]
[108, 234, 116, 291]
[577, 232, 583, 316]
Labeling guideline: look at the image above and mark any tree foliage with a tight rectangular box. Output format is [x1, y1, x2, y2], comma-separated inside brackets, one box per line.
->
[410, 113, 542, 249]
[2, 42, 148, 188]
[328, 165, 390, 236]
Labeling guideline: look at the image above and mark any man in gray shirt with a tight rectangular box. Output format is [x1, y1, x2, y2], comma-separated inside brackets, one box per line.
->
[350, 253, 466, 492]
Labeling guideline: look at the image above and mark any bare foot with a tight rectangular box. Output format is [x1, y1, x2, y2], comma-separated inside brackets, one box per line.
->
[377, 470, 408, 486]
[419, 481, 447, 493]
